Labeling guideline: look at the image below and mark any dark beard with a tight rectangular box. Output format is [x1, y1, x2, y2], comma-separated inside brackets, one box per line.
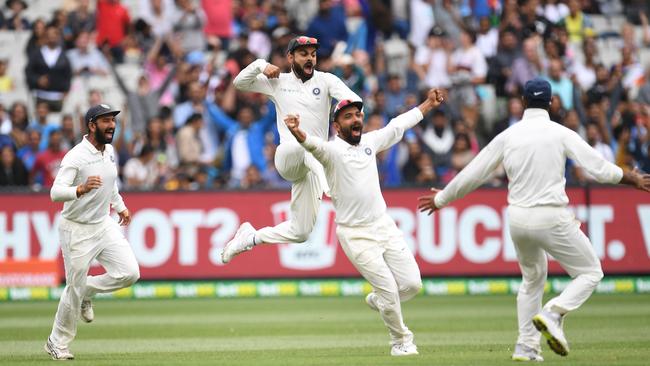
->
[339, 125, 362, 145]
[94, 125, 113, 144]
[292, 61, 314, 82]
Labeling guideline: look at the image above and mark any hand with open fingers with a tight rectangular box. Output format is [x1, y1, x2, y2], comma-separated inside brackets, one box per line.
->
[118, 209, 131, 226]
[633, 167, 650, 192]
[417, 188, 442, 215]
[77, 175, 102, 197]
[263, 64, 281, 79]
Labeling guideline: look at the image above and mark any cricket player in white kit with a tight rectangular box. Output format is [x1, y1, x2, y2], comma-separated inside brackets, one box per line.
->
[222, 36, 361, 263]
[45, 104, 140, 360]
[284, 88, 445, 356]
[418, 78, 650, 361]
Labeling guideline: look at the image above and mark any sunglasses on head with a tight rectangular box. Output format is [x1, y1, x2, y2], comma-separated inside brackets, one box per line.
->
[296, 36, 317, 45]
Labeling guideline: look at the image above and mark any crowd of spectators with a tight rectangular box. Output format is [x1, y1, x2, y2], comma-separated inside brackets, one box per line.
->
[1, 0, 650, 192]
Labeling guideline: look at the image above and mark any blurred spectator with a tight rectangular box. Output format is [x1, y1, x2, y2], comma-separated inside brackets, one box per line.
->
[25, 24, 72, 112]
[306, 0, 348, 57]
[60, 114, 77, 150]
[0, 144, 28, 186]
[332, 54, 365, 96]
[562, 0, 594, 44]
[543, 0, 570, 24]
[402, 140, 436, 186]
[6, 0, 29, 31]
[240, 165, 265, 189]
[144, 37, 178, 106]
[448, 29, 487, 117]
[6, 102, 28, 147]
[448, 133, 476, 180]
[492, 97, 524, 138]
[206, 101, 276, 187]
[67, 0, 95, 37]
[506, 37, 546, 95]
[382, 74, 407, 118]
[96, 0, 131, 62]
[571, 37, 598, 91]
[31, 129, 66, 187]
[67, 31, 110, 77]
[487, 29, 519, 98]
[174, 81, 219, 163]
[0, 58, 12, 92]
[476, 17, 498, 59]
[413, 26, 451, 90]
[111, 55, 176, 134]
[173, 0, 207, 53]
[432, 0, 463, 44]
[139, 0, 175, 38]
[176, 112, 204, 169]
[17, 129, 40, 171]
[202, 0, 233, 42]
[25, 18, 47, 55]
[546, 58, 574, 110]
[418, 109, 453, 176]
[29, 101, 60, 151]
[123, 144, 159, 189]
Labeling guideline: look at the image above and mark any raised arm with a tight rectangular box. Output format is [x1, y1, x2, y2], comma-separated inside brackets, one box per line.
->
[50, 157, 102, 202]
[284, 114, 333, 167]
[205, 99, 238, 131]
[418, 133, 506, 214]
[368, 88, 444, 152]
[232, 59, 277, 95]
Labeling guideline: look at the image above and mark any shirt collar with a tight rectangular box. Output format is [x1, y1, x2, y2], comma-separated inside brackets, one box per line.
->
[522, 108, 551, 121]
[82, 135, 102, 155]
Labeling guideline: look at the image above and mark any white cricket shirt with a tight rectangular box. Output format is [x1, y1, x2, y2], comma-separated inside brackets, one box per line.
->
[435, 108, 624, 209]
[301, 108, 424, 226]
[50, 136, 127, 224]
[233, 58, 361, 143]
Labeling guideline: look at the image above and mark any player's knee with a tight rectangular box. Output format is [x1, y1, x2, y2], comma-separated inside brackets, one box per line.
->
[583, 268, 603, 285]
[121, 267, 140, 287]
[399, 279, 422, 301]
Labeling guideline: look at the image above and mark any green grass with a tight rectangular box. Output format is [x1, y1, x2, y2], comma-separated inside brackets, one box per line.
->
[1, 294, 649, 365]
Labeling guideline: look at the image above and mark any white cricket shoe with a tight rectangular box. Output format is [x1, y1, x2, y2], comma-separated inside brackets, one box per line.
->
[80, 299, 94, 323]
[511, 343, 544, 362]
[221, 222, 255, 264]
[44, 338, 74, 360]
[365, 293, 379, 312]
[532, 310, 569, 356]
[391, 342, 419, 356]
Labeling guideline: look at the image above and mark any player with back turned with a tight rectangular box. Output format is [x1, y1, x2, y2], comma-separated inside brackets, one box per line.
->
[221, 36, 361, 263]
[45, 104, 140, 360]
[284, 88, 445, 356]
[418, 78, 650, 361]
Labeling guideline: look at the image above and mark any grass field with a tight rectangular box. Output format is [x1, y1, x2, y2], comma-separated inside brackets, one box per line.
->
[1, 294, 649, 365]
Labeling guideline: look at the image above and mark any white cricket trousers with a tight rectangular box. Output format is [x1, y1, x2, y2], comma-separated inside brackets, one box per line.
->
[508, 206, 603, 351]
[257, 141, 328, 244]
[49, 216, 140, 348]
[336, 214, 422, 345]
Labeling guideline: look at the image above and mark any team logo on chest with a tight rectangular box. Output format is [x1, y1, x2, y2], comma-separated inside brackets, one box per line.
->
[364, 147, 372, 156]
[312, 87, 321, 95]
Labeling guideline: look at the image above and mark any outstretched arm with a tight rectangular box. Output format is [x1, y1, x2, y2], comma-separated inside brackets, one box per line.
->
[369, 88, 444, 152]
[418, 133, 505, 215]
[620, 167, 650, 192]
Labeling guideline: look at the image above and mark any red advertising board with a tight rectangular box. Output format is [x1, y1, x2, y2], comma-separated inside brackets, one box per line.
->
[0, 187, 649, 280]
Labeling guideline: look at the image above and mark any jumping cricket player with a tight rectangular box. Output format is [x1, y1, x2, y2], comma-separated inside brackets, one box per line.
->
[222, 36, 361, 263]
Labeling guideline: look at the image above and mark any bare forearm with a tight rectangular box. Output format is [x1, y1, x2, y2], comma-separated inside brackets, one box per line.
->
[290, 128, 306, 143]
[417, 99, 437, 116]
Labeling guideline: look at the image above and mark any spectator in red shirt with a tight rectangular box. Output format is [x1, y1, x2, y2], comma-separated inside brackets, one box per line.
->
[96, 0, 131, 62]
[202, 0, 232, 43]
[32, 129, 66, 187]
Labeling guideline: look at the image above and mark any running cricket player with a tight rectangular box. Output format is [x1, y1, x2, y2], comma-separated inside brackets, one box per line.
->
[417, 78, 650, 361]
[45, 104, 140, 360]
[284, 88, 445, 356]
[221, 36, 361, 263]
